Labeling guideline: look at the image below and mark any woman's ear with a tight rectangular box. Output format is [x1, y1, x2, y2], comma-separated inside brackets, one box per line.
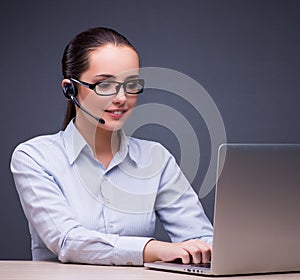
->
[61, 79, 71, 89]
[62, 79, 76, 99]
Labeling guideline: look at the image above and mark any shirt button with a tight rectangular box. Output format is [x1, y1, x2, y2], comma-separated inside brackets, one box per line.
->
[105, 198, 110, 204]
[127, 261, 133, 266]
[108, 223, 114, 229]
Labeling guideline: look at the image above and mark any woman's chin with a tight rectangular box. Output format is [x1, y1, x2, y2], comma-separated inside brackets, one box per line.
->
[97, 119, 126, 132]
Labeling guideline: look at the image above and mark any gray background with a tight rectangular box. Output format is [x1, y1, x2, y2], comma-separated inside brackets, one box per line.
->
[1, 0, 299, 259]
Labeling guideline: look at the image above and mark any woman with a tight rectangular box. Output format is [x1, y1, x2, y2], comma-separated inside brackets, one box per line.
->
[11, 27, 213, 266]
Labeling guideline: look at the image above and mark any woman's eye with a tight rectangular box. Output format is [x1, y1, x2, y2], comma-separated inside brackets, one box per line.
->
[98, 82, 112, 89]
[127, 81, 138, 89]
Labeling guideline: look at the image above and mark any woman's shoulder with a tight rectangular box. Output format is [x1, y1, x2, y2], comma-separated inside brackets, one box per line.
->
[127, 136, 169, 152]
[126, 136, 174, 164]
[12, 131, 63, 156]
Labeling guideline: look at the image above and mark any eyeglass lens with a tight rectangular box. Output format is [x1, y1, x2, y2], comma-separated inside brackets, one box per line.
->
[95, 80, 143, 95]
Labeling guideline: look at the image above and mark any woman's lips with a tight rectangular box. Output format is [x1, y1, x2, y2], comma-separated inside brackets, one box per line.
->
[105, 109, 127, 120]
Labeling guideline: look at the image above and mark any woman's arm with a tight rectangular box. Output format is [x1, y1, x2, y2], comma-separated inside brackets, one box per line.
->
[146, 146, 213, 263]
[154, 150, 214, 244]
[11, 147, 151, 266]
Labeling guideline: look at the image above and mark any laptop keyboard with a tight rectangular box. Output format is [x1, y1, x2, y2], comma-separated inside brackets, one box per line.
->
[192, 262, 211, 268]
[171, 258, 211, 268]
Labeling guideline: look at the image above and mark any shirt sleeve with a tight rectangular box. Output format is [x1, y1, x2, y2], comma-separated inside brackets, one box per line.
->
[155, 147, 214, 245]
[10, 147, 152, 266]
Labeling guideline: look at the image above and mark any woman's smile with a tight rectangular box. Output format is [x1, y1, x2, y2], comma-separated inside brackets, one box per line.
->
[104, 109, 128, 120]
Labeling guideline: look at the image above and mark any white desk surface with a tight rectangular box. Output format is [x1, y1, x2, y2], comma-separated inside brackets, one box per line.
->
[0, 261, 300, 280]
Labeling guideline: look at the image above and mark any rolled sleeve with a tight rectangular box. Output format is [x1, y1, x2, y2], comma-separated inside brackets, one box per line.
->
[113, 236, 154, 266]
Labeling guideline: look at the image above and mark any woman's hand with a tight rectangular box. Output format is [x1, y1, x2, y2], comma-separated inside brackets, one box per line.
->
[143, 239, 212, 264]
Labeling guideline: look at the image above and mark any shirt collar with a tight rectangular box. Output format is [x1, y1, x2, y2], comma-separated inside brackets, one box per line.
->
[125, 135, 141, 167]
[107, 129, 140, 168]
[63, 120, 139, 166]
[63, 120, 88, 165]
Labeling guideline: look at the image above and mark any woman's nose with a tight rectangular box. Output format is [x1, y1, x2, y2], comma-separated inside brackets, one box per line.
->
[112, 87, 127, 104]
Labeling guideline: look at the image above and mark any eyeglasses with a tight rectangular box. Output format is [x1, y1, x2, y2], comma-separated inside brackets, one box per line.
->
[70, 78, 144, 96]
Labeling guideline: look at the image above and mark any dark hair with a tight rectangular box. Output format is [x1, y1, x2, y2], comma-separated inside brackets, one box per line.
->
[61, 27, 138, 130]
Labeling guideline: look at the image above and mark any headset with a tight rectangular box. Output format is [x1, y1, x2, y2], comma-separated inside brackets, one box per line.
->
[63, 81, 105, 124]
[62, 82, 77, 99]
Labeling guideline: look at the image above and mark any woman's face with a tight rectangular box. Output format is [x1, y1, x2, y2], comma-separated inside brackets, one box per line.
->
[68, 44, 140, 131]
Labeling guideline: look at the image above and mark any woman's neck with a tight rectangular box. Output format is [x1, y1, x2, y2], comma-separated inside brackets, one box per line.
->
[74, 117, 120, 168]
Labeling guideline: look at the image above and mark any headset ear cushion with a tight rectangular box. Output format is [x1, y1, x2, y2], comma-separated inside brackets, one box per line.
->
[63, 82, 77, 99]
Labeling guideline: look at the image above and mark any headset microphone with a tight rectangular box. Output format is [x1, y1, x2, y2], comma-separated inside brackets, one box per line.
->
[70, 95, 105, 124]
[63, 82, 105, 124]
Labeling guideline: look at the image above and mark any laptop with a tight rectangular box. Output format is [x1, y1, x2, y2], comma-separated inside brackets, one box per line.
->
[145, 144, 300, 276]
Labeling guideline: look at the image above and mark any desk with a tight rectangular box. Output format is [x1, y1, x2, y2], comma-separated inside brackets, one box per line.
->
[0, 261, 300, 280]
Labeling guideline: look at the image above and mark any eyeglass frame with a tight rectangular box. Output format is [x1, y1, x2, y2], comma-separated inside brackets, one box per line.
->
[70, 77, 145, 96]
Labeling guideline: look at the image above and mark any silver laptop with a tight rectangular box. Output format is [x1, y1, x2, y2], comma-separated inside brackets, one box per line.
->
[145, 144, 300, 276]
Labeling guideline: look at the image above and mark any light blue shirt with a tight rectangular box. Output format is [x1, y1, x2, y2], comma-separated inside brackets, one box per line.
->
[10, 120, 213, 266]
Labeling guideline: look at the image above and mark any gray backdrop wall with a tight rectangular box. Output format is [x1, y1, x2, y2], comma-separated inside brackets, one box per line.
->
[1, 0, 299, 259]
